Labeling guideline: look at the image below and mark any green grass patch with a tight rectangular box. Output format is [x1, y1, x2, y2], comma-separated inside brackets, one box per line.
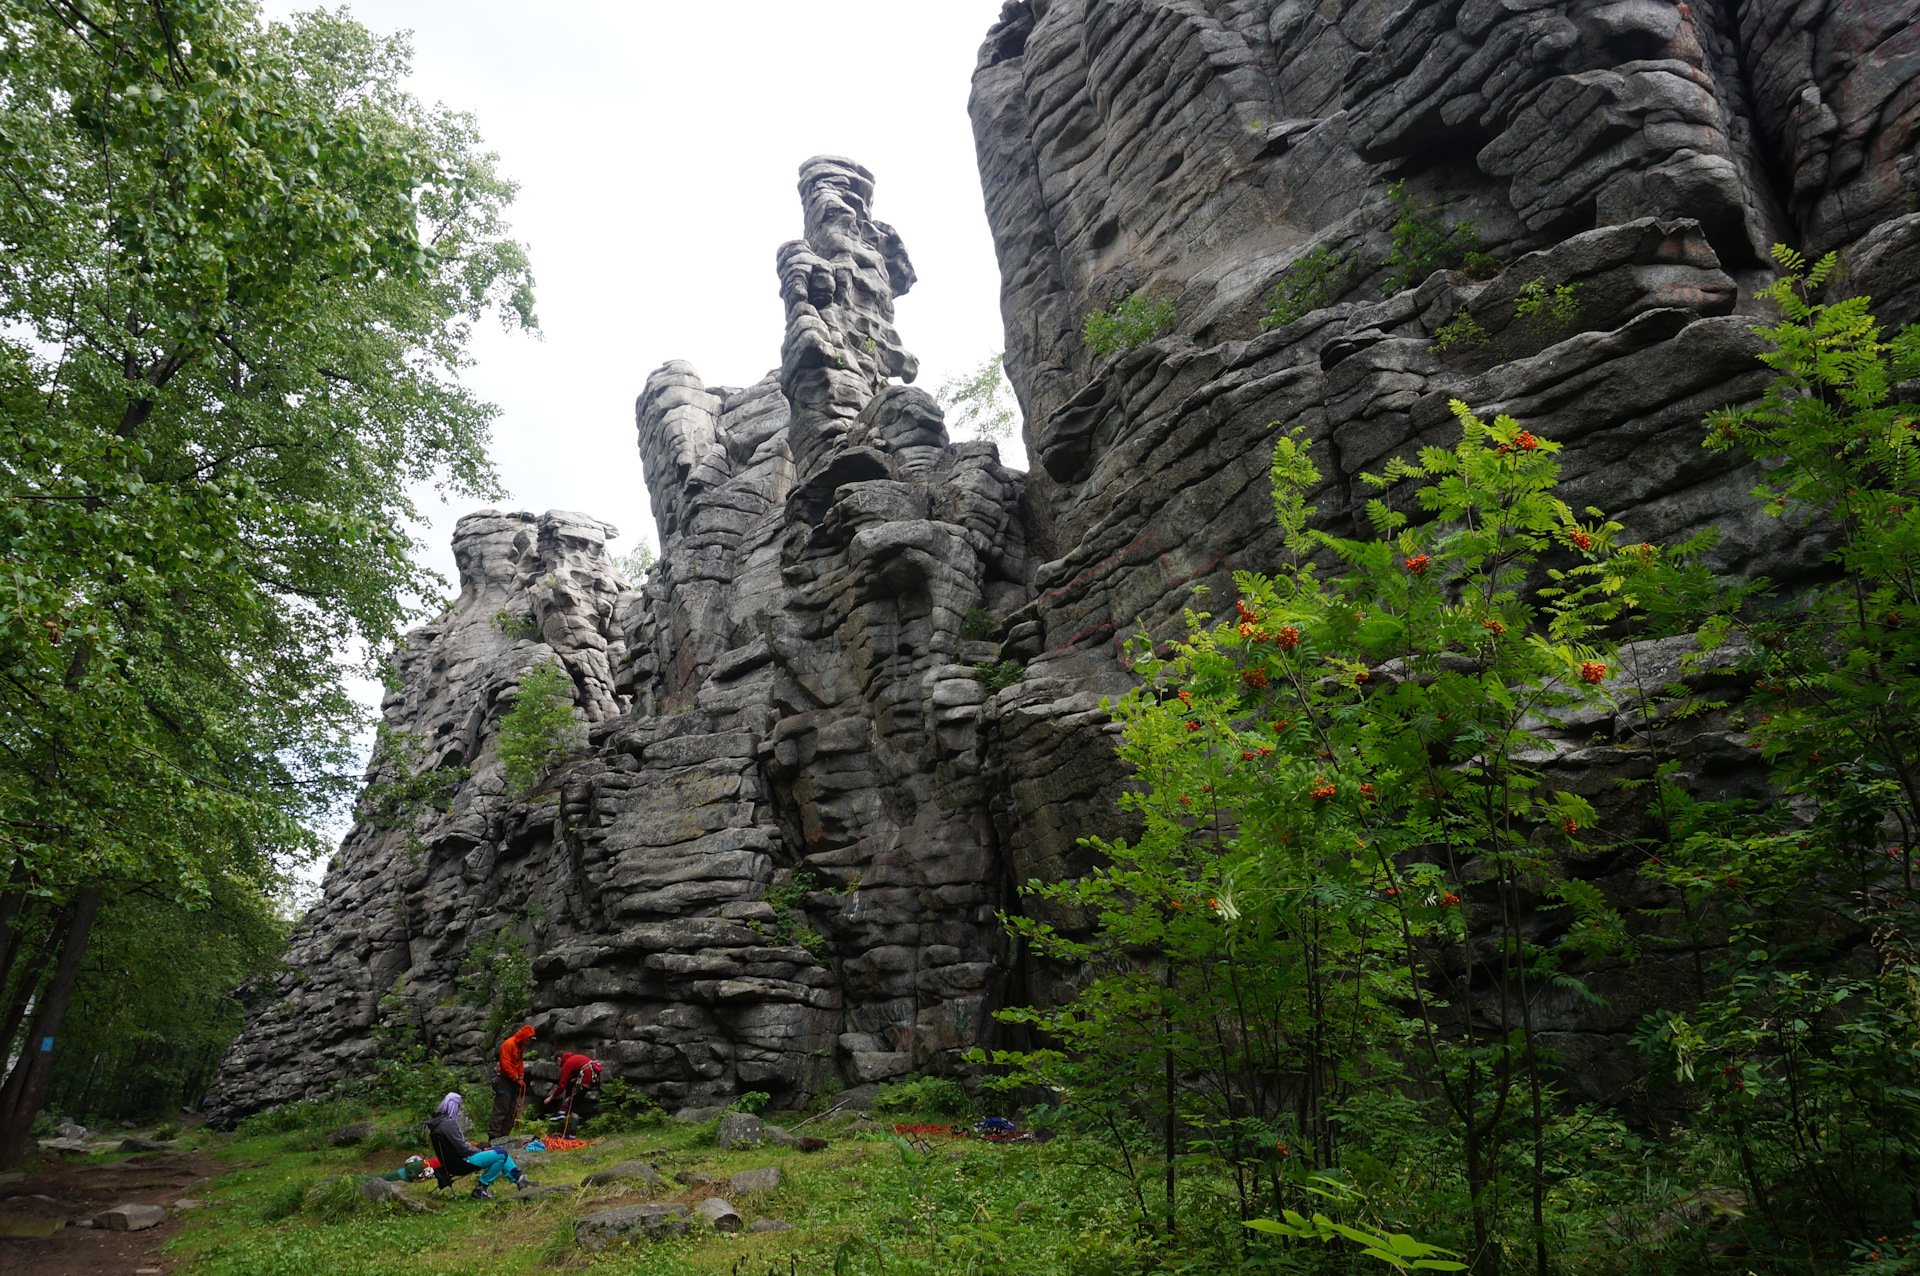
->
[158, 1099, 1220, 1276]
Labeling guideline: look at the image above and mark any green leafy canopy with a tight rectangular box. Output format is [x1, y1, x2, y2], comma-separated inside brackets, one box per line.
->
[0, 2, 533, 902]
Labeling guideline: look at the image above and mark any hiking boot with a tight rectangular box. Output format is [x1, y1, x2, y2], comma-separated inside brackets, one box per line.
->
[470, 1185, 495, 1201]
[516, 1177, 540, 1190]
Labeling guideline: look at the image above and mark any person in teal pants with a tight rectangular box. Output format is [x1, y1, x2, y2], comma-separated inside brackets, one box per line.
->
[427, 1092, 537, 1200]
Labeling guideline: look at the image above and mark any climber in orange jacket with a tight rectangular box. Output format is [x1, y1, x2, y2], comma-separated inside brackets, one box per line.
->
[486, 1024, 536, 1142]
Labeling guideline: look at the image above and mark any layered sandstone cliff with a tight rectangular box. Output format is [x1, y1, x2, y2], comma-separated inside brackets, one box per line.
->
[209, 0, 1920, 1121]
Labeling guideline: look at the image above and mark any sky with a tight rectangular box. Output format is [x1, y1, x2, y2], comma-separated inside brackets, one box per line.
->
[263, 0, 1020, 594]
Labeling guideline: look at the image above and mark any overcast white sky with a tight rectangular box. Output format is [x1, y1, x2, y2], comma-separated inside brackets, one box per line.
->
[266, 0, 1019, 592]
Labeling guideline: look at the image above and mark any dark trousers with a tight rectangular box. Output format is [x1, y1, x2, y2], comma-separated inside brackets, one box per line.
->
[487, 1072, 521, 1141]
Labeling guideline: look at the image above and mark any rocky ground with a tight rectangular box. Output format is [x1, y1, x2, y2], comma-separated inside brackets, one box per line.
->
[0, 1133, 220, 1276]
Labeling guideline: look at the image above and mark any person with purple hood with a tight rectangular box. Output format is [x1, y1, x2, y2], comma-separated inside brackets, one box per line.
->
[425, 1091, 535, 1200]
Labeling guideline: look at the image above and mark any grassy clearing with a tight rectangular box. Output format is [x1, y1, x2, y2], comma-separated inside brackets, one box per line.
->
[150, 1107, 1148, 1276]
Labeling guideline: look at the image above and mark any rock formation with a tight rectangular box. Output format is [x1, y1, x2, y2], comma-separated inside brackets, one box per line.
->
[209, 157, 1030, 1120]
[209, 0, 1920, 1122]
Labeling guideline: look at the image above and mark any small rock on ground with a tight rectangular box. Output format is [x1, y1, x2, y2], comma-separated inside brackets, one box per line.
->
[698, 1196, 742, 1231]
[748, 1218, 793, 1233]
[328, 1120, 377, 1146]
[581, 1160, 662, 1188]
[96, 1203, 166, 1231]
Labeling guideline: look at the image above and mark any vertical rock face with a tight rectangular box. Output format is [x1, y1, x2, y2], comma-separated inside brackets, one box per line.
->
[965, 0, 1920, 1095]
[208, 159, 1030, 1122]
[210, 2, 1920, 1123]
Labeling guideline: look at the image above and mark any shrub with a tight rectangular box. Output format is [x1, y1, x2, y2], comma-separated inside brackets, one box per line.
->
[613, 542, 655, 585]
[1459, 249, 1504, 280]
[727, 1090, 771, 1114]
[1514, 277, 1581, 326]
[495, 660, 581, 797]
[1621, 248, 1920, 1258]
[1431, 312, 1490, 351]
[1381, 179, 1482, 294]
[359, 725, 467, 831]
[592, 1077, 667, 1135]
[761, 869, 829, 955]
[458, 923, 535, 1047]
[1261, 244, 1347, 329]
[978, 401, 1631, 1268]
[151, 1121, 179, 1141]
[490, 609, 540, 640]
[1082, 294, 1176, 356]
[872, 1075, 973, 1118]
[971, 659, 1025, 693]
[961, 606, 997, 641]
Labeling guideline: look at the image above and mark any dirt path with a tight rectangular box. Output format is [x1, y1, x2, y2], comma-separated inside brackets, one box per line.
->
[0, 1150, 224, 1275]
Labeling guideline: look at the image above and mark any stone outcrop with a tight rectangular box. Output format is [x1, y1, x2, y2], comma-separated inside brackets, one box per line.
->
[963, 0, 1920, 1100]
[209, 1, 1920, 1123]
[208, 158, 1029, 1122]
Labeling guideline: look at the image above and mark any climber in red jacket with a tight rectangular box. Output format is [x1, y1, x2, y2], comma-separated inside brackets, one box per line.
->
[487, 1024, 536, 1141]
[546, 1050, 598, 1103]
[542, 1050, 605, 1135]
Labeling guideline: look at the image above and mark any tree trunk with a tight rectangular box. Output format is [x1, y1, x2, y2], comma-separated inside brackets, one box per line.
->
[0, 908, 61, 1064]
[0, 889, 31, 1009]
[0, 879, 25, 980]
[0, 885, 102, 1166]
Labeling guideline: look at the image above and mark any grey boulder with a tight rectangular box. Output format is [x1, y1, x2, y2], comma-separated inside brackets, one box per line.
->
[716, 1111, 763, 1149]
[728, 1167, 781, 1195]
[574, 1202, 690, 1250]
[581, 1160, 663, 1188]
[359, 1178, 434, 1213]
